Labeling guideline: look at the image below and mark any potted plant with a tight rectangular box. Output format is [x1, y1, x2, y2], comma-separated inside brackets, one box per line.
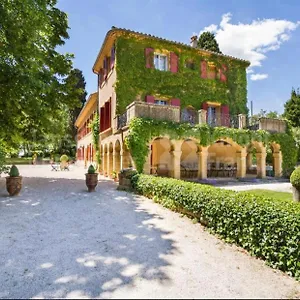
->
[111, 170, 118, 182]
[6, 165, 22, 196]
[60, 154, 69, 171]
[290, 167, 300, 202]
[85, 164, 98, 192]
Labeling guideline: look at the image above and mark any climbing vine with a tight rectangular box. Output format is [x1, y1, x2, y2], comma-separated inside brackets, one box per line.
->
[125, 117, 297, 175]
[90, 113, 101, 168]
[115, 35, 249, 116]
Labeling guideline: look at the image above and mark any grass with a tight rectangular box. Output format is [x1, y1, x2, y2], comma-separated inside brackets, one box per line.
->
[242, 189, 293, 202]
[5, 157, 50, 165]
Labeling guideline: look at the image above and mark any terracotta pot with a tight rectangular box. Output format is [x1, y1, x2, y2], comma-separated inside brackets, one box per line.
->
[292, 186, 300, 202]
[6, 176, 22, 196]
[85, 173, 98, 192]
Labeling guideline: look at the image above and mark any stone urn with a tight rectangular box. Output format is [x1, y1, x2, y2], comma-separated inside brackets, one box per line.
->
[6, 165, 22, 196]
[85, 164, 98, 192]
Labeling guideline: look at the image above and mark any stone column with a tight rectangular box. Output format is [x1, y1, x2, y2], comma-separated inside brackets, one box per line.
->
[238, 114, 247, 129]
[246, 153, 252, 170]
[112, 149, 117, 174]
[198, 147, 208, 179]
[143, 145, 151, 175]
[273, 152, 282, 177]
[106, 150, 110, 177]
[236, 148, 247, 178]
[256, 149, 267, 178]
[120, 150, 124, 171]
[171, 140, 182, 179]
[102, 151, 107, 175]
[198, 109, 207, 125]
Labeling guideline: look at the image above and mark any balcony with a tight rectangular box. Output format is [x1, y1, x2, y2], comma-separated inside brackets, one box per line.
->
[116, 101, 286, 134]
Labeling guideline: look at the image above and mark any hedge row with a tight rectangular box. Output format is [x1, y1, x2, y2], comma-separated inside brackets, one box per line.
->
[131, 174, 300, 280]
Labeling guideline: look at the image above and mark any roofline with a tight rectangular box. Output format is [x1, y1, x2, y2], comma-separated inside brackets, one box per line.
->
[75, 92, 98, 127]
[92, 26, 250, 73]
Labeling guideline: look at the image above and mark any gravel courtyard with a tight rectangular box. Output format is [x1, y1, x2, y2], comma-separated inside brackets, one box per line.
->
[0, 165, 299, 299]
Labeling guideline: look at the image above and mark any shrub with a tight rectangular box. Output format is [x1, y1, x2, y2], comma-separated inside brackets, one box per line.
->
[290, 167, 300, 189]
[60, 154, 69, 162]
[132, 174, 300, 280]
[9, 165, 20, 177]
[120, 168, 138, 179]
[0, 143, 8, 174]
[87, 164, 96, 174]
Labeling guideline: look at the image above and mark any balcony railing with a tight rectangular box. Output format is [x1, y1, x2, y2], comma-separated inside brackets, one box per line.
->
[117, 111, 127, 130]
[115, 101, 286, 133]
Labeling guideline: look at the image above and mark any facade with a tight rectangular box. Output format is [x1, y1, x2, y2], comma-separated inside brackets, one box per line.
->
[81, 27, 288, 179]
[75, 92, 98, 167]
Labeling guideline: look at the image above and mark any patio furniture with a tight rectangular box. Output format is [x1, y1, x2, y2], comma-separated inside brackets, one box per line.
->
[51, 163, 60, 171]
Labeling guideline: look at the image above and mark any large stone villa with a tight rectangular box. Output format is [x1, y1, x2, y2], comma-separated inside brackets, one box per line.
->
[75, 27, 286, 180]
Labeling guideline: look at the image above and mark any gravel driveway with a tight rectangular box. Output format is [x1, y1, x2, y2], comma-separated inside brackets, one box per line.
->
[0, 166, 299, 299]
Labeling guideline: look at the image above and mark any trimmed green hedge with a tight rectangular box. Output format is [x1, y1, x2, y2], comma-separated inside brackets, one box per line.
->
[131, 174, 300, 280]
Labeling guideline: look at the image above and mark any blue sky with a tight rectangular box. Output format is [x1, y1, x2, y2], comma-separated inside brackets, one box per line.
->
[57, 0, 300, 114]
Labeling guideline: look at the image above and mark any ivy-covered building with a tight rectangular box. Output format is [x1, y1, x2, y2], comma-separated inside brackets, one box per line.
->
[84, 26, 295, 180]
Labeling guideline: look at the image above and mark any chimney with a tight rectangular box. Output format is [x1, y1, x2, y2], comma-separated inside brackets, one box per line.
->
[190, 35, 198, 48]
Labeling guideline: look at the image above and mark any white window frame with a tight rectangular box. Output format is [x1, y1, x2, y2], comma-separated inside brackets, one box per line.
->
[153, 53, 168, 71]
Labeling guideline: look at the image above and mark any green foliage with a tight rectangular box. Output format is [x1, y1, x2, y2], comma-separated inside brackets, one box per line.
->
[0, 142, 8, 174]
[284, 89, 300, 128]
[132, 174, 300, 280]
[125, 117, 297, 175]
[60, 154, 69, 162]
[197, 31, 222, 53]
[90, 113, 101, 167]
[290, 167, 300, 189]
[115, 35, 248, 116]
[9, 165, 20, 177]
[0, 0, 82, 148]
[87, 164, 96, 174]
[120, 168, 138, 179]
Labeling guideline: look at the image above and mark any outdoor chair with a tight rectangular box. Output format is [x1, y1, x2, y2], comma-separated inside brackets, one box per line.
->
[51, 163, 60, 171]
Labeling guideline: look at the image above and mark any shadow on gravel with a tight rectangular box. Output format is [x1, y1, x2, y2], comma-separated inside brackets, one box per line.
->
[0, 177, 177, 298]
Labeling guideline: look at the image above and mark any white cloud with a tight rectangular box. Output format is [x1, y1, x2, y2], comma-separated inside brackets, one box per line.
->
[199, 13, 299, 80]
[250, 73, 269, 81]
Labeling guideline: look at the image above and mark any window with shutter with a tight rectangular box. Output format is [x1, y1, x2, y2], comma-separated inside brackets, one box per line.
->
[145, 95, 155, 104]
[170, 52, 178, 73]
[154, 53, 168, 71]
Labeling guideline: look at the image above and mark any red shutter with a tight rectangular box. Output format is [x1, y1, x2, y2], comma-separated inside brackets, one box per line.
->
[170, 98, 180, 106]
[145, 48, 154, 68]
[111, 45, 115, 69]
[108, 100, 111, 128]
[220, 64, 227, 82]
[170, 52, 178, 73]
[221, 105, 230, 127]
[100, 107, 104, 132]
[145, 95, 155, 104]
[104, 102, 109, 130]
[201, 61, 207, 79]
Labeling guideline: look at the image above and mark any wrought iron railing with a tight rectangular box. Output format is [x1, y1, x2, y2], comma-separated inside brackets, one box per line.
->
[207, 114, 239, 128]
[117, 112, 127, 130]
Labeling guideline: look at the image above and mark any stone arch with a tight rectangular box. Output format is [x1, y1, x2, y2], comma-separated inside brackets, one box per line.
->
[150, 137, 172, 177]
[122, 142, 133, 169]
[246, 141, 266, 178]
[180, 139, 199, 178]
[208, 138, 243, 177]
[107, 142, 113, 177]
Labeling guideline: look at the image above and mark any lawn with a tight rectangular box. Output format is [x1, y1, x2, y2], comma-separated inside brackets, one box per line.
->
[5, 157, 50, 165]
[242, 189, 293, 202]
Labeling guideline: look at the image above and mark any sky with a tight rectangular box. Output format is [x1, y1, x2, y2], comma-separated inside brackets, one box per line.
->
[56, 0, 300, 114]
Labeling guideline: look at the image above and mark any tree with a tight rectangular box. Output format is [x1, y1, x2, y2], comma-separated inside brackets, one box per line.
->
[0, 0, 81, 149]
[197, 32, 222, 54]
[68, 69, 87, 142]
[284, 88, 300, 128]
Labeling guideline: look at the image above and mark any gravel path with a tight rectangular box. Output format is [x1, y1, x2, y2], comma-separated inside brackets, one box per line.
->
[0, 166, 299, 299]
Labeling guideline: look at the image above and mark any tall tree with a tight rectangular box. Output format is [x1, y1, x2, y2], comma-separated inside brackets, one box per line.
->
[68, 69, 87, 142]
[0, 0, 81, 148]
[284, 88, 300, 128]
[197, 32, 222, 54]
